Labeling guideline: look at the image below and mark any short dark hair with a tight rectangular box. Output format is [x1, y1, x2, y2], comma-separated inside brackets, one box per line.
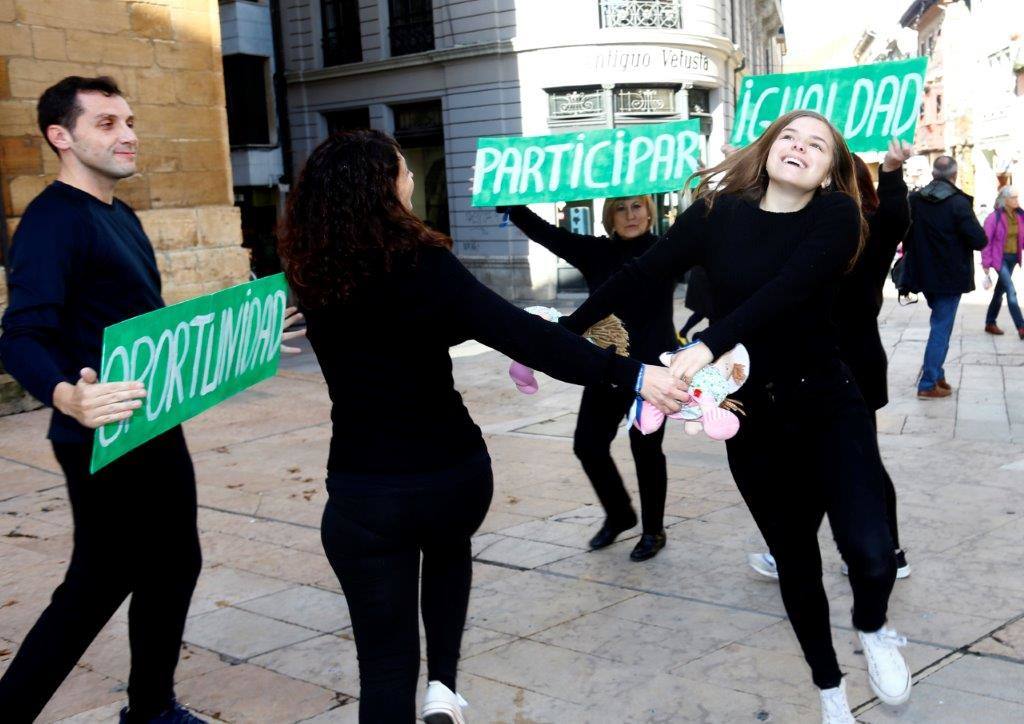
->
[932, 155, 957, 181]
[37, 76, 122, 155]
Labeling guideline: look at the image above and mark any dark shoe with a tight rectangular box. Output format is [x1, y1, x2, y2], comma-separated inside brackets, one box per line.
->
[630, 532, 666, 561]
[985, 323, 1004, 335]
[1018, 327, 1024, 340]
[894, 549, 911, 579]
[917, 386, 952, 399]
[588, 513, 637, 550]
[120, 702, 207, 724]
[936, 378, 951, 390]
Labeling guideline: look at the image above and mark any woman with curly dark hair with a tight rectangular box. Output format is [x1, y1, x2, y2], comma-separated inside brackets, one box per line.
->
[277, 129, 686, 724]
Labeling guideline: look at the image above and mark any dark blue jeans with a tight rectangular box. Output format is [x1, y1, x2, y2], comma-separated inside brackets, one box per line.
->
[986, 253, 1024, 330]
[920, 293, 960, 392]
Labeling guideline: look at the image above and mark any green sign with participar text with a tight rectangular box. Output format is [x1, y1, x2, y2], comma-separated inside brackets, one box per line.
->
[730, 57, 929, 152]
[471, 119, 703, 206]
[90, 273, 290, 473]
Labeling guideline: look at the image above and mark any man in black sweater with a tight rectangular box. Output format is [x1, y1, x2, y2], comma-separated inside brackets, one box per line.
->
[0, 77, 205, 723]
[903, 156, 987, 398]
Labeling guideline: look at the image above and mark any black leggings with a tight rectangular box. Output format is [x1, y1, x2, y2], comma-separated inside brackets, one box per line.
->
[321, 451, 493, 723]
[678, 310, 705, 339]
[873, 414, 901, 550]
[726, 365, 896, 690]
[0, 427, 201, 723]
[573, 383, 667, 534]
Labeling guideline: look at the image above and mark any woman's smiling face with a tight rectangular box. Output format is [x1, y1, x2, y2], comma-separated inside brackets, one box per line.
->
[764, 115, 835, 193]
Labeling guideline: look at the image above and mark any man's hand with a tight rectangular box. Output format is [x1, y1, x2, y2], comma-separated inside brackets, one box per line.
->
[639, 364, 690, 414]
[668, 342, 714, 387]
[882, 137, 913, 172]
[52, 368, 146, 429]
[280, 306, 306, 355]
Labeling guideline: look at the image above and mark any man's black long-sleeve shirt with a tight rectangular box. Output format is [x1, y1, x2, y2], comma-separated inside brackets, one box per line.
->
[304, 246, 641, 476]
[0, 181, 164, 443]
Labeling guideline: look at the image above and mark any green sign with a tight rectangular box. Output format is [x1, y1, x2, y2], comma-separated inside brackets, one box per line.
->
[90, 273, 290, 473]
[731, 57, 928, 153]
[471, 119, 702, 206]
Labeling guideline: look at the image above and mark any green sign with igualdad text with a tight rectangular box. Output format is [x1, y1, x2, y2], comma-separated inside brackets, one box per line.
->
[90, 273, 289, 473]
[731, 57, 929, 152]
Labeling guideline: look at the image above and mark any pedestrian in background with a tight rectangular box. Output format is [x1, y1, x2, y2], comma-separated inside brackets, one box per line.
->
[981, 185, 1024, 339]
[901, 156, 988, 398]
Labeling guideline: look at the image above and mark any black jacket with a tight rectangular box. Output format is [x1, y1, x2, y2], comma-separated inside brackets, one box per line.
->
[502, 206, 677, 364]
[903, 179, 987, 294]
[834, 169, 910, 410]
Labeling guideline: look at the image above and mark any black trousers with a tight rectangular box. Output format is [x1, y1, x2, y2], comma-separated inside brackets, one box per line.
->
[573, 383, 668, 535]
[322, 451, 493, 723]
[0, 427, 201, 723]
[726, 364, 896, 689]
[872, 414, 901, 550]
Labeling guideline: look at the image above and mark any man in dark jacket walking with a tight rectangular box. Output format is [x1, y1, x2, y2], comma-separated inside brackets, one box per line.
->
[903, 156, 988, 398]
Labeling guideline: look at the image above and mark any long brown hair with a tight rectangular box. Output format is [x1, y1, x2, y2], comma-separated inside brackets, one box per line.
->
[689, 110, 868, 262]
[278, 129, 452, 308]
[853, 155, 879, 215]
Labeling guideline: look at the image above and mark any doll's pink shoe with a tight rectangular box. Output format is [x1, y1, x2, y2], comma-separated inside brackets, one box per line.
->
[509, 362, 539, 394]
[634, 401, 666, 434]
[699, 404, 740, 440]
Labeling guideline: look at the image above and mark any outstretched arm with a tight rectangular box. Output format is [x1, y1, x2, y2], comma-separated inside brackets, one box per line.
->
[501, 205, 606, 274]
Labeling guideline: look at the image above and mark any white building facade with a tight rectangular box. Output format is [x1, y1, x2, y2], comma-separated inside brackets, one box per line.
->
[282, 0, 784, 299]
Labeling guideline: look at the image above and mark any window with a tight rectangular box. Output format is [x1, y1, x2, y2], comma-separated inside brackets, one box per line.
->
[547, 87, 606, 125]
[614, 85, 679, 121]
[222, 54, 271, 147]
[392, 100, 448, 233]
[325, 107, 370, 135]
[598, 0, 682, 29]
[389, 0, 434, 56]
[322, 0, 362, 67]
[687, 88, 713, 136]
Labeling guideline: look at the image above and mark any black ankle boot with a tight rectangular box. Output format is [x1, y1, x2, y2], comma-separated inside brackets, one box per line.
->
[630, 531, 666, 561]
[588, 512, 638, 550]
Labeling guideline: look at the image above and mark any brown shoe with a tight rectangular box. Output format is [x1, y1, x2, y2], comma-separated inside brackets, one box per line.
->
[1018, 327, 1024, 340]
[985, 323, 1004, 335]
[918, 386, 952, 399]
[937, 378, 951, 390]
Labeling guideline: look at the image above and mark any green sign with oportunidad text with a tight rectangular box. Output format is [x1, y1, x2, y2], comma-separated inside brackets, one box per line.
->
[730, 57, 929, 152]
[471, 119, 702, 206]
[90, 273, 289, 473]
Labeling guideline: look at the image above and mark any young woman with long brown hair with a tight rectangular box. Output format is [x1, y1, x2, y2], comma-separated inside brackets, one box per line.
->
[276, 129, 686, 723]
[748, 142, 914, 583]
[561, 111, 911, 722]
[498, 195, 675, 561]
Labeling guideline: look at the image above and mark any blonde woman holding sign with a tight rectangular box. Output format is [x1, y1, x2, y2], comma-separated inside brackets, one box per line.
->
[498, 197, 677, 561]
[561, 110, 910, 723]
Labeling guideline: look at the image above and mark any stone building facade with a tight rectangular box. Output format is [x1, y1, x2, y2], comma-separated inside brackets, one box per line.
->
[0, 0, 250, 413]
[281, 0, 784, 300]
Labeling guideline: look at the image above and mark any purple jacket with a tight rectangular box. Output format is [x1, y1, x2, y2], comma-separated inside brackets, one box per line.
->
[982, 208, 1024, 270]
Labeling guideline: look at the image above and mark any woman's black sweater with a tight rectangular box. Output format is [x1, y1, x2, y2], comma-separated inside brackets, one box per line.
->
[304, 246, 641, 476]
[833, 169, 911, 410]
[504, 206, 678, 364]
[563, 192, 862, 390]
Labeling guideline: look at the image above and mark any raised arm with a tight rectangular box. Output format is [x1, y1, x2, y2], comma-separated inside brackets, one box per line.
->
[501, 205, 606, 274]
[867, 168, 911, 278]
[560, 198, 710, 335]
[699, 193, 861, 358]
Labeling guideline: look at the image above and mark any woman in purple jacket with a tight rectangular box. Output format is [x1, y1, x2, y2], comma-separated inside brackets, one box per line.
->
[982, 186, 1024, 339]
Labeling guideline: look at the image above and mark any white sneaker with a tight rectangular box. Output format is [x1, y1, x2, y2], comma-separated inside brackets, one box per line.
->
[858, 627, 912, 705]
[841, 550, 911, 579]
[423, 680, 468, 724]
[747, 552, 779, 579]
[820, 679, 856, 723]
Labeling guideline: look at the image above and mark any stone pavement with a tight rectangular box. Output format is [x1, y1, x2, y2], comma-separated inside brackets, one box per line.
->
[1, 294, 1023, 723]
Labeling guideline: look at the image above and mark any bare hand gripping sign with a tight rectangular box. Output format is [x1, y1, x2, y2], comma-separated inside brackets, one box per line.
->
[471, 119, 702, 207]
[731, 57, 929, 153]
[90, 273, 289, 473]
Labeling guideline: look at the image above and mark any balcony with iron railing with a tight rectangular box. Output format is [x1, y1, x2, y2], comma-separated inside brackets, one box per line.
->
[389, 11, 435, 56]
[598, 0, 683, 30]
